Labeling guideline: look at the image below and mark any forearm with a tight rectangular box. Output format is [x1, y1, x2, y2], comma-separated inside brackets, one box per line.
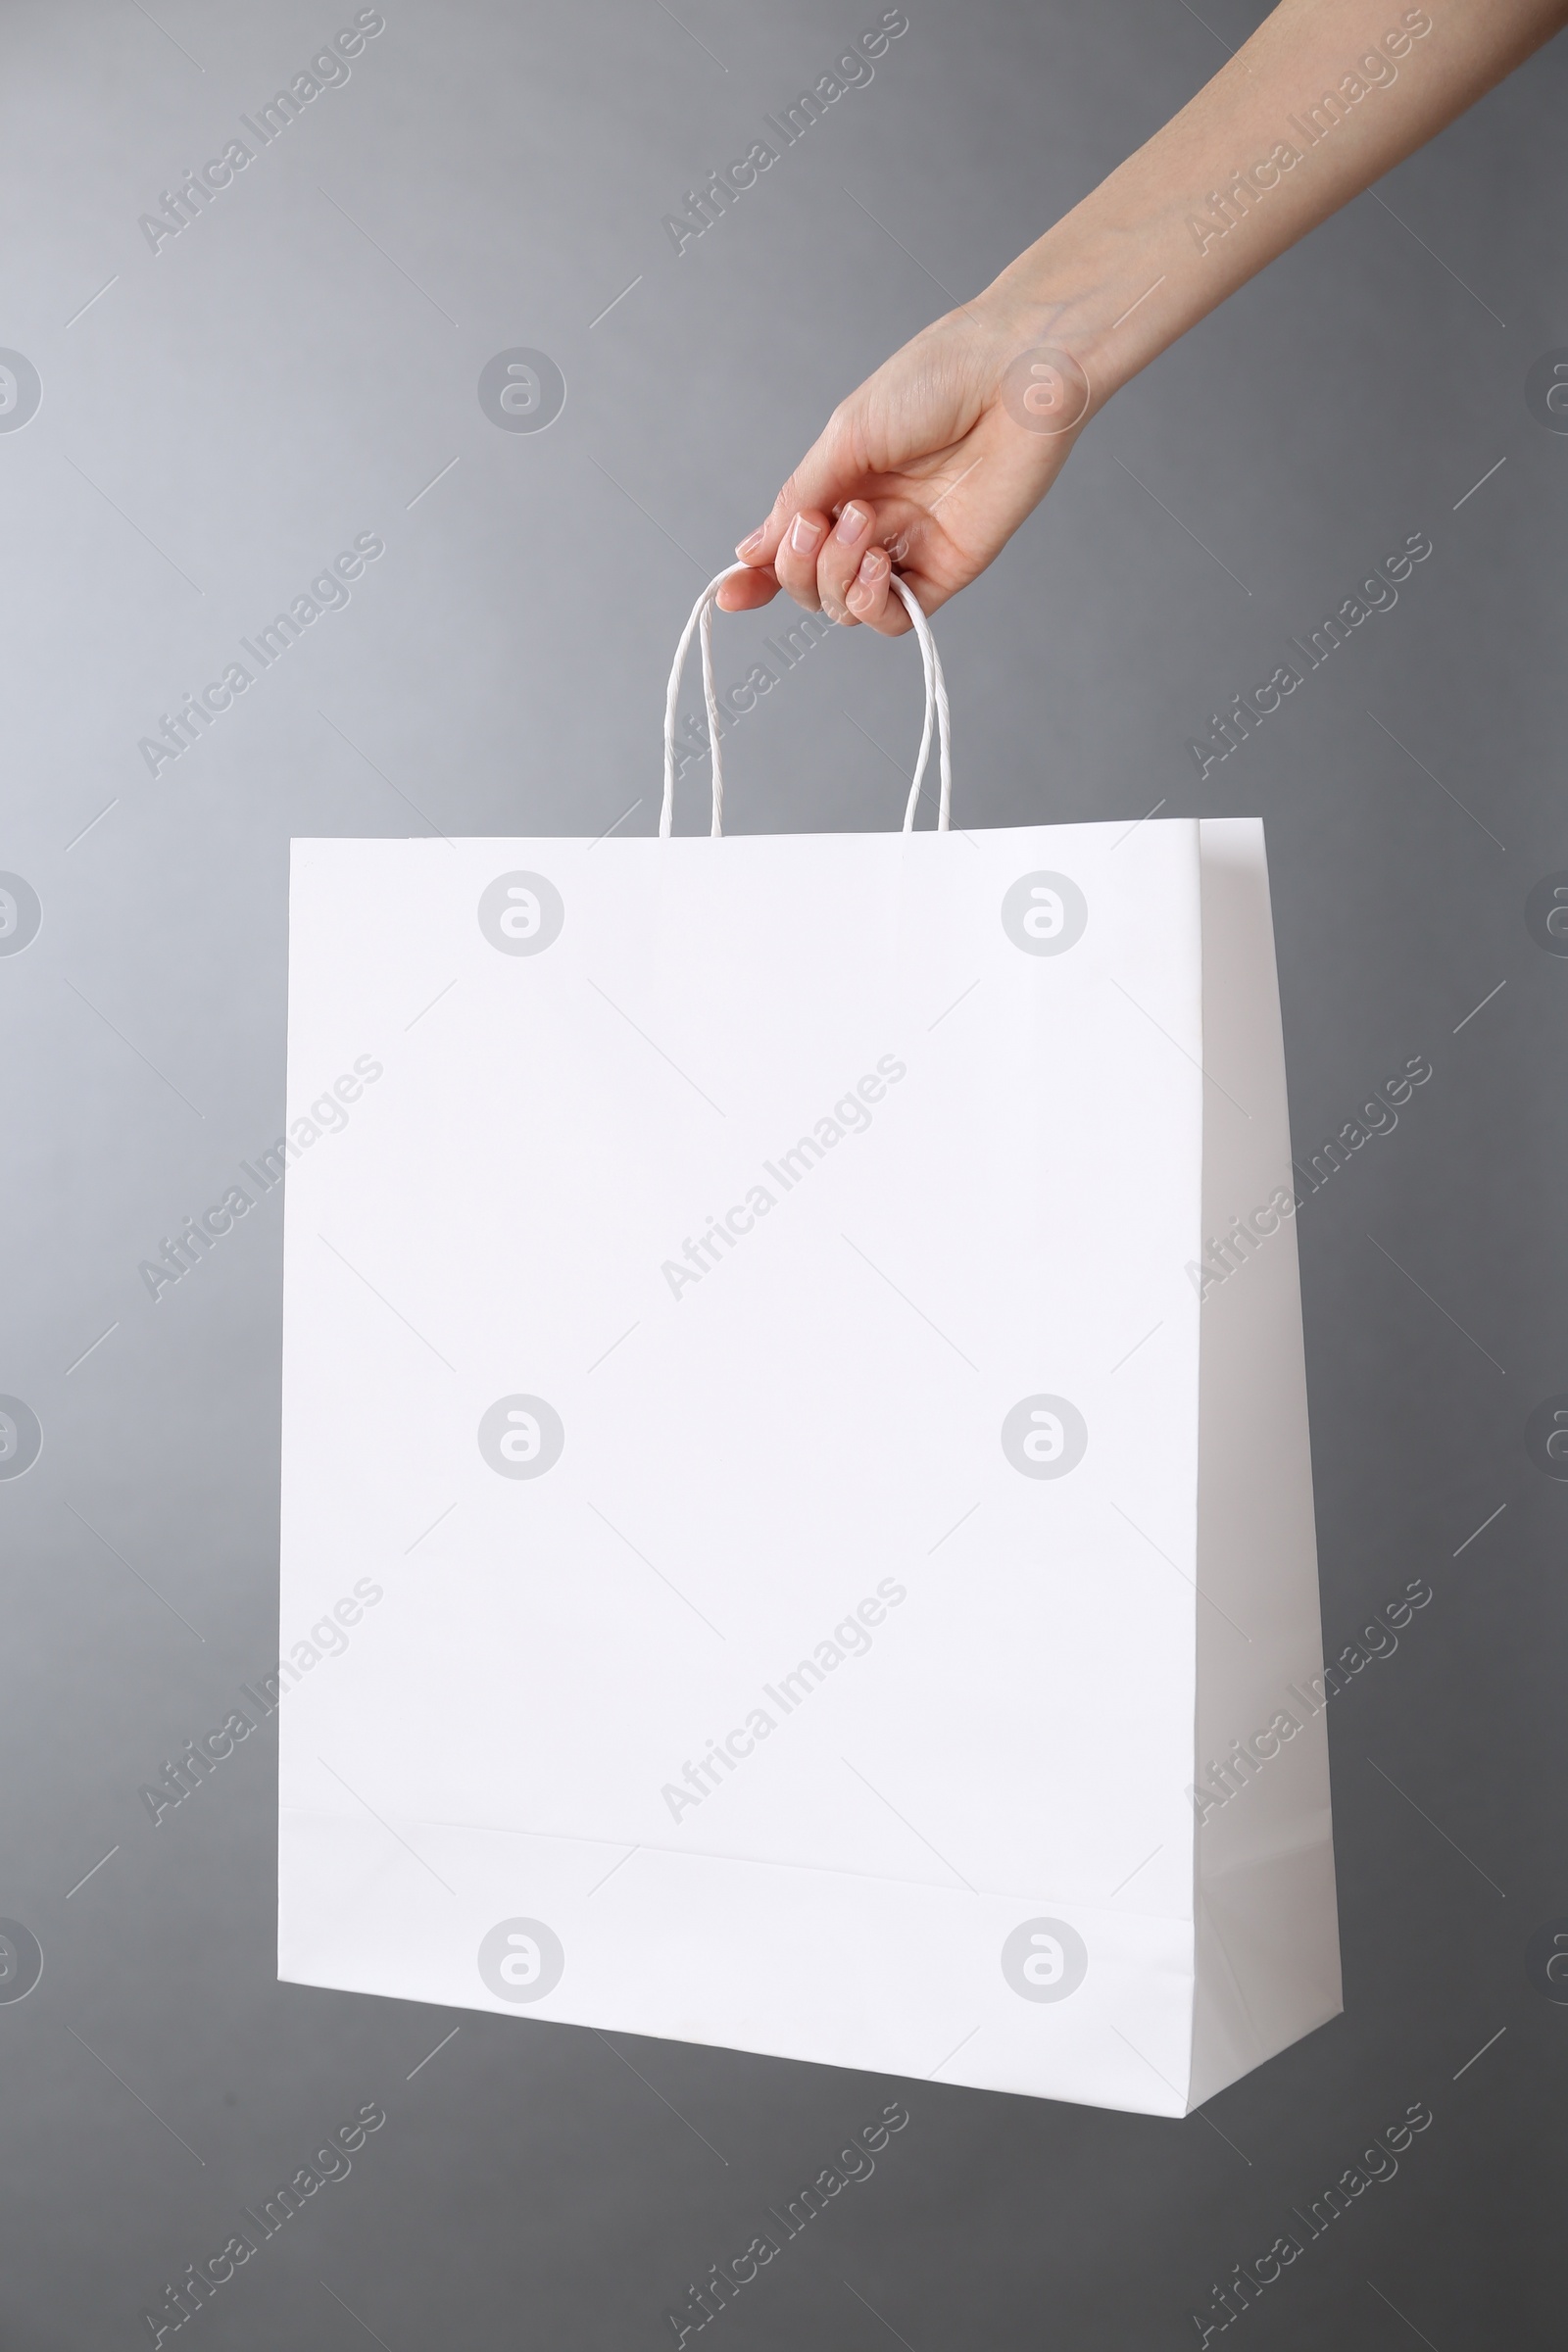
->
[988, 0, 1568, 407]
[725, 0, 1565, 629]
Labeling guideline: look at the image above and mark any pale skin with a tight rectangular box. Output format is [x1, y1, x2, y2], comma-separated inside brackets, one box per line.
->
[721, 0, 1568, 635]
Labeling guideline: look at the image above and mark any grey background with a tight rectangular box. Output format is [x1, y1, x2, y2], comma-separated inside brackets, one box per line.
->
[2, 0, 1564, 2343]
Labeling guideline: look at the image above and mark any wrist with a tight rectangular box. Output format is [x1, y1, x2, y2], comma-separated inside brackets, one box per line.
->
[980, 209, 1190, 416]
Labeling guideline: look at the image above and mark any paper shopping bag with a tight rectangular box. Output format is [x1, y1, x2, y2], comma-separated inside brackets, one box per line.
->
[277, 571, 1340, 2115]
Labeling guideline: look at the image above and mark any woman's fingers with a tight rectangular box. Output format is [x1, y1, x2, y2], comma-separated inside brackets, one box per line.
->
[777, 498, 910, 627]
[846, 544, 898, 631]
[814, 499, 878, 620]
[720, 537, 911, 632]
[714, 533, 912, 630]
[770, 509, 831, 610]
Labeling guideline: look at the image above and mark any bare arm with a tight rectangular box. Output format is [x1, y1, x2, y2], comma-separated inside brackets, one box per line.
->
[722, 0, 1566, 633]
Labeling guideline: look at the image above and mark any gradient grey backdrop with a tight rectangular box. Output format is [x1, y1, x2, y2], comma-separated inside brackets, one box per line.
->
[2, 0, 1564, 2343]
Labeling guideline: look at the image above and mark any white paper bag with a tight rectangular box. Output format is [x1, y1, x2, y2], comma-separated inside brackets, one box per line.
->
[278, 571, 1340, 2115]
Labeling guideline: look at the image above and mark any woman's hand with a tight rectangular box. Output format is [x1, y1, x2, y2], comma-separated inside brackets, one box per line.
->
[718, 292, 1093, 637]
[719, 0, 1568, 638]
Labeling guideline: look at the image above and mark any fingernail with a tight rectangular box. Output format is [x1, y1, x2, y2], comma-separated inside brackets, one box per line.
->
[735, 526, 766, 558]
[858, 548, 888, 582]
[789, 514, 823, 556]
[834, 502, 869, 546]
